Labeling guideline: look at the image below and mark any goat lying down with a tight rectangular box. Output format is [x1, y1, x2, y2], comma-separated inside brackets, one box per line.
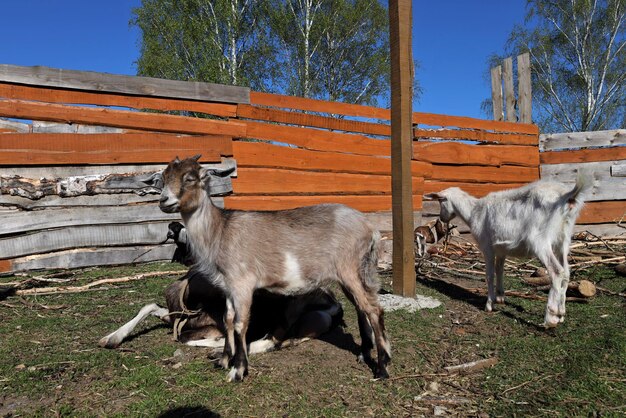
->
[100, 222, 343, 353]
[425, 173, 592, 327]
[157, 156, 391, 382]
[99, 267, 343, 353]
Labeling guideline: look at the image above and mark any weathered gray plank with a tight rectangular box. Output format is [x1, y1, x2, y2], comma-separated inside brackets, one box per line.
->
[540, 130, 626, 151]
[0, 118, 30, 132]
[0, 193, 224, 210]
[502, 57, 516, 123]
[573, 223, 626, 237]
[0, 222, 173, 259]
[0, 64, 250, 104]
[0, 158, 237, 179]
[540, 160, 626, 201]
[490, 65, 503, 121]
[363, 211, 422, 233]
[31, 121, 124, 133]
[0, 205, 181, 236]
[611, 164, 626, 177]
[8, 244, 177, 272]
[0, 170, 233, 200]
[517, 53, 532, 124]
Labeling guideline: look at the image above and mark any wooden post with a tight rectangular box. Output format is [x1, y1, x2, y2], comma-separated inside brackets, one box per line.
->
[517, 52, 532, 123]
[389, 0, 415, 297]
[502, 57, 516, 122]
[490, 65, 503, 121]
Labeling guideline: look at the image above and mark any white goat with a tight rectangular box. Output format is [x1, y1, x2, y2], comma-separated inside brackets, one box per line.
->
[424, 173, 592, 327]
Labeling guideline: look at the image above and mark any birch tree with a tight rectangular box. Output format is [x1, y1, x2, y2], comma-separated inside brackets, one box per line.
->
[268, 0, 398, 106]
[133, 0, 275, 90]
[502, 0, 625, 132]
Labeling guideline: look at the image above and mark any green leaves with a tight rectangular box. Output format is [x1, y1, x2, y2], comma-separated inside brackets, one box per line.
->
[132, 0, 409, 106]
[501, 0, 626, 132]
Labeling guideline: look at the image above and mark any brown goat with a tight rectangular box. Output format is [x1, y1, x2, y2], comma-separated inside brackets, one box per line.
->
[99, 266, 343, 353]
[157, 156, 391, 381]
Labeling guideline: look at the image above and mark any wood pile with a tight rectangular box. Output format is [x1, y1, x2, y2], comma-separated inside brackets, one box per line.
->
[416, 232, 626, 301]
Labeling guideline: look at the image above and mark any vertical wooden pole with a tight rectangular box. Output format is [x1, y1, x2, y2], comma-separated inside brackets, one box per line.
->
[518, 52, 532, 123]
[502, 57, 516, 122]
[490, 65, 503, 121]
[389, 0, 415, 297]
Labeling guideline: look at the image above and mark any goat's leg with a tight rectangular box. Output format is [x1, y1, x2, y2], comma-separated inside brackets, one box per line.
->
[495, 256, 506, 304]
[227, 292, 253, 382]
[342, 280, 391, 379]
[341, 285, 374, 364]
[536, 250, 564, 328]
[218, 298, 236, 370]
[555, 243, 571, 322]
[99, 303, 169, 349]
[484, 253, 496, 312]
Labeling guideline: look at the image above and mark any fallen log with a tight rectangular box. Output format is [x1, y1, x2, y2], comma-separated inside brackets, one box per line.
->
[522, 278, 597, 298]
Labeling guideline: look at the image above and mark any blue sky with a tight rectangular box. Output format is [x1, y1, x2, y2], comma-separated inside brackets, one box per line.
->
[0, 0, 527, 120]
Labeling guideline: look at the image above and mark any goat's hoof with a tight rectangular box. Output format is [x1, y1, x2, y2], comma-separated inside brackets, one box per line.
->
[485, 301, 494, 312]
[558, 315, 565, 323]
[496, 296, 505, 304]
[98, 335, 120, 349]
[357, 352, 373, 365]
[227, 366, 247, 382]
[217, 356, 231, 370]
[543, 313, 560, 328]
[374, 367, 389, 380]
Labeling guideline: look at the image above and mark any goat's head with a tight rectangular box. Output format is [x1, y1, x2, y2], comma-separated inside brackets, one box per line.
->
[423, 189, 458, 223]
[159, 155, 236, 214]
[159, 155, 204, 214]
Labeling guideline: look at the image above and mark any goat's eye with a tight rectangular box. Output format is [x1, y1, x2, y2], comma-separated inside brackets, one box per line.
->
[183, 174, 197, 184]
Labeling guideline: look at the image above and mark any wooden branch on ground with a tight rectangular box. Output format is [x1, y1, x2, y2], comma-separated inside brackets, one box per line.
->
[444, 357, 498, 374]
[522, 278, 597, 298]
[15, 270, 183, 296]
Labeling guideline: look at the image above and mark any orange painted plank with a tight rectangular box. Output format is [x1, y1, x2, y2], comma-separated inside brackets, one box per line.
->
[224, 194, 423, 212]
[244, 121, 390, 156]
[540, 146, 626, 165]
[237, 104, 390, 136]
[250, 91, 391, 120]
[0, 133, 230, 165]
[414, 112, 539, 135]
[0, 98, 246, 137]
[430, 164, 539, 184]
[0, 82, 237, 117]
[414, 141, 539, 167]
[0, 259, 11, 273]
[233, 141, 431, 177]
[414, 128, 538, 146]
[232, 167, 424, 195]
[424, 181, 529, 197]
[578, 201, 626, 224]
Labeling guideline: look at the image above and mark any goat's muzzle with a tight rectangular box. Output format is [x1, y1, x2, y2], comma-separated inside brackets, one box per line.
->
[159, 195, 180, 213]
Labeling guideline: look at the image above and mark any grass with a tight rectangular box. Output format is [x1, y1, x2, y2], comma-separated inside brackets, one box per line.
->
[0, 261, 624, 417]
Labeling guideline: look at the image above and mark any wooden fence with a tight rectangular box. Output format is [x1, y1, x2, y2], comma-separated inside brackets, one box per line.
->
[0, 64, 543, 273]
[540, 129, 626, 235]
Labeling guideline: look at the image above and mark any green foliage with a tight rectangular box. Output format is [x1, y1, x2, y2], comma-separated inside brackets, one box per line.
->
[132, 0, 276, 90]
[491, 0, 625, 132]
[132, 0, 418, 107]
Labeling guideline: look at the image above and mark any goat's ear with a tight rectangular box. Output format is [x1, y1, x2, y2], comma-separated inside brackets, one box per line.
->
[423, 192, 445, 201]
[207, 166, 236, 178]
[140, 172, 163, 189]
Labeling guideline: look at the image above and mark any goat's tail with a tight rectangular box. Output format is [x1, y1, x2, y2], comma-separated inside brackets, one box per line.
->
[359, 230, 381, 293]
[564, 169, 594, 213]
